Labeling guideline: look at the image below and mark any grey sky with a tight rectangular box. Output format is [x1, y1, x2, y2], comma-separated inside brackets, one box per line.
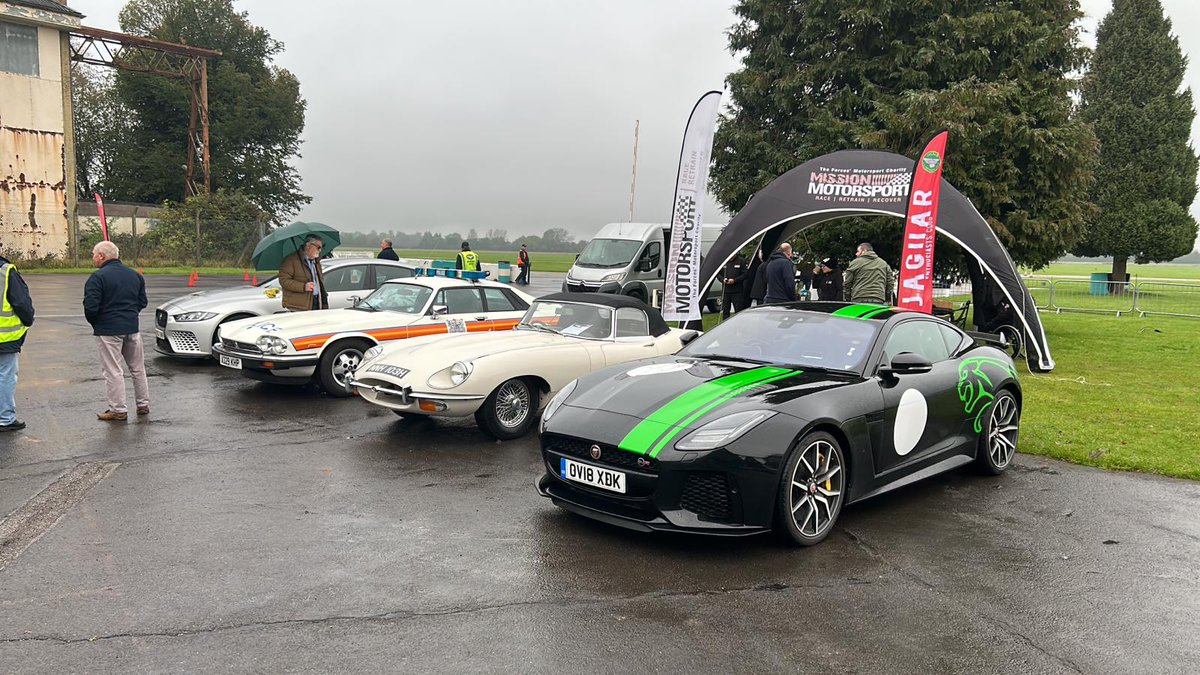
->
[71, 1, 1200, 250]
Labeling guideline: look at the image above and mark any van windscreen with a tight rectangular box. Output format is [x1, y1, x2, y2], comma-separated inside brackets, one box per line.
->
[574, 239, 643, 268]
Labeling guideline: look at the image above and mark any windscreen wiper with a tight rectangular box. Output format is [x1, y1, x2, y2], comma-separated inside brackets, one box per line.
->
[698, 353, 771, 365]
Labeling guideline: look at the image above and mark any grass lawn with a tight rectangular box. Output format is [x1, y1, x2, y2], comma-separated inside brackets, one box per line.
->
[341, 248, 579, 273]
[22, 266, 260, 276]
[1026, 261, 1200, 281]
[701, 309, 1200, 480]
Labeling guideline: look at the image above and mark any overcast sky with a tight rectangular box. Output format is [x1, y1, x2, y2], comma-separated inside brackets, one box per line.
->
[70, 0, 1200, 249]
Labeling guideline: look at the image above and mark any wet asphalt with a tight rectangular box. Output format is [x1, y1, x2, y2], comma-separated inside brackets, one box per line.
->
[0, 273, 1197, 673]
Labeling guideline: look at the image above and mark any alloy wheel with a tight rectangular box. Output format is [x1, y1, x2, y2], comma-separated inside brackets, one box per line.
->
[788, 439, 844, 539]
[988, 395, 1020, 469]
[331, 350, 363, 387]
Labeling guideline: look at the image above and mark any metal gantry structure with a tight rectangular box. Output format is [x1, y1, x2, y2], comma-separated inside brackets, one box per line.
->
[68, 25, 222, 197]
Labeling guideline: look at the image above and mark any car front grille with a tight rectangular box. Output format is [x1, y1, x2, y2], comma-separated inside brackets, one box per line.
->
[564, 282, 595, 293]
[156, 309, 168, 328]
[221, 337, 261, 355]
[679, 472, 732, 521]
[543, 434, 657, 474]
[168, 330, 202, 353]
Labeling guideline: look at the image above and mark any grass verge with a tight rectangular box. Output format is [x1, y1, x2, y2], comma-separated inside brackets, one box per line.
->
[342, 248, 579, 273]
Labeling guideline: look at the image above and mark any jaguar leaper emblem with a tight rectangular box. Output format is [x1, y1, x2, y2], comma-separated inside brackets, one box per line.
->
[957, 356, 1017, 433]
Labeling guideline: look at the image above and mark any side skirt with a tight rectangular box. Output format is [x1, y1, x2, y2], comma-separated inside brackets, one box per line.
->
[850, 454, 974, 504]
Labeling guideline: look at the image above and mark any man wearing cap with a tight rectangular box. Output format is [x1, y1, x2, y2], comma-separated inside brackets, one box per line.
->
[456, 242, 480, 272]
[813, 256, 843, 301]
[515, 244, 530, 285]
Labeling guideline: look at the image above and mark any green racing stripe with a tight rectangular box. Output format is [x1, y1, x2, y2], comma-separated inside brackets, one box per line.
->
[832, 303, 891, 319]
[618, 366, 796, 457]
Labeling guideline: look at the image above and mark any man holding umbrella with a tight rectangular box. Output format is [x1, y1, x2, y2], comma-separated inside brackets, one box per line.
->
[279, 236, 328, 311]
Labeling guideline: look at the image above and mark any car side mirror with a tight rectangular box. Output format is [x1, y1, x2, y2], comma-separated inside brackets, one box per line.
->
[638, 259, 654, 273]
[880, 352, 933, 377]
[349, 295, 362, 305]
[430, 305, 449, 317]
[679, 330, 700, 346]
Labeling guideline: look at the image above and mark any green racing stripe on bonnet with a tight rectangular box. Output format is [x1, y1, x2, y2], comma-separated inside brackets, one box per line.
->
[618, 366, 794, 456]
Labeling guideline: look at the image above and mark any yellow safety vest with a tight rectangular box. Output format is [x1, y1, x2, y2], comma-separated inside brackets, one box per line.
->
[459, 251, 480, 271]
[0, 264, 28, 344]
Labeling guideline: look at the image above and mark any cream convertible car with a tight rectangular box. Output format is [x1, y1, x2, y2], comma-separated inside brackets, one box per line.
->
[212, 272, 535, 395]
[349, 293, 696, 439]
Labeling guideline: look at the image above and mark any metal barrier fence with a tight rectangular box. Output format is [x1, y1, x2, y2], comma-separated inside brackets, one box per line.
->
[1025, 277, 1200, 319]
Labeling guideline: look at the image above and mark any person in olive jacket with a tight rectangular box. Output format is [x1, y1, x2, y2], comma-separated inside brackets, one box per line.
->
[84, 241, 149, 422]
[0, 251, 34, 432]
[842, 242, 893, 305]
[278, 236, 329, 311]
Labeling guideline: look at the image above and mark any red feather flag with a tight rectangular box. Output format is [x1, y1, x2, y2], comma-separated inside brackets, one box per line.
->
[897, 131, 949, 314]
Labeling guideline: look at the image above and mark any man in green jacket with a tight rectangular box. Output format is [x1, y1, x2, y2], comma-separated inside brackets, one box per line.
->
[842, 242, 893, 305]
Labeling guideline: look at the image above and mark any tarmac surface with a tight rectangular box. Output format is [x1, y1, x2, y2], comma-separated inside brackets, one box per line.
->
[1, 273, 1198, 673]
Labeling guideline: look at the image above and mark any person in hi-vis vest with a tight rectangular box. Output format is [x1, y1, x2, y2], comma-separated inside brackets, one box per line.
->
[456, 241, 480, 272]
[0, 251, 34, 432]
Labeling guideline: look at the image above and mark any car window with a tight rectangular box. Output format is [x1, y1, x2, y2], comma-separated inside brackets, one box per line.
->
[360, 283, 433, 314]
[640, 241, 661, 267]
[435, 288, 484, 314]
[323, 265, 367, 292]
[483, 288, 518, 312]
[518, 301, 613, 338]
[883, 320, 952, 364]
[680, 310, 878, 371]
[614, 306, 650, 337]
[937, 323, 969, 355]
[374, 264, 413, 287]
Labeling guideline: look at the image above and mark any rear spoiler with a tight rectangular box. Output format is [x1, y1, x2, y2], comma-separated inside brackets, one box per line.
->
[966, 331, 1006, 348]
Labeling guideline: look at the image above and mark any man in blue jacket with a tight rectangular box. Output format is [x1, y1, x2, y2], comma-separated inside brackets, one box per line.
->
[763, 242, 798, 304]
[84, 241, 150, 422]
[0, 252, 35, 432]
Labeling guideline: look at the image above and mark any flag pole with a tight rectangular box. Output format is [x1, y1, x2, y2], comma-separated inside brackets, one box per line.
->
[627, 119, 640, 222]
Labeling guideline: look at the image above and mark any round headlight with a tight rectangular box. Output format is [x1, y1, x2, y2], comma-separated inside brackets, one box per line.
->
[541, 378, 578, 428]
[449, 361, 474, 386]
[364, 345, 385, 360]
[270, 337, 288, 355]
[256, 336, 272, 350]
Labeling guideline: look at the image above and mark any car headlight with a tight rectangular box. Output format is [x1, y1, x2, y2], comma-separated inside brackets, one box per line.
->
[601, 273, 622, 282]
[428, 361, 474, 389]
[540, 379, 578, 431]
[674, 410, 777, 451]
[255, 335, 288, 355]
[363, 345, 385, 361]
[174, 311, 218, 322]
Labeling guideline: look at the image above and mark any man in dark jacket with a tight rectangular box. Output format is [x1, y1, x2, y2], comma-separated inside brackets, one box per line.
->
[763, 243, 798, 304]
[377, 239, 399, 261]
[745, 248, 766, 307]
[84, 241, 149, 422]
[812, 256, 844, 301]
[721, 251, 748, 318]
[0, 253, 34, 432]
[515, 244, 530, 285]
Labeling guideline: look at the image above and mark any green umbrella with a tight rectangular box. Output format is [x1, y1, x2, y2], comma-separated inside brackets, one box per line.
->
[251, 222, 342, 271]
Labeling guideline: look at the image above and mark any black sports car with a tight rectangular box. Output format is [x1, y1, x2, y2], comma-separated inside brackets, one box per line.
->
[536, 302, 1022, 546]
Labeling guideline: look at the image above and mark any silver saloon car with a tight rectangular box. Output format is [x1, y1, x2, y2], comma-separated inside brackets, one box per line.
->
[154, 258, 415, 358]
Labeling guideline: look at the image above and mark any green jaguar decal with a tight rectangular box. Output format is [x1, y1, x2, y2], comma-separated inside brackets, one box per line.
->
[957, 356, 1017, 434]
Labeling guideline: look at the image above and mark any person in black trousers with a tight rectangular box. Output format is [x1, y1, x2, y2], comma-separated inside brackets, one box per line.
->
[763, 243, 798, 304]
[812, 256, 843, 301]
[721, 251, 748, 318]
[746, 248, 767, 307]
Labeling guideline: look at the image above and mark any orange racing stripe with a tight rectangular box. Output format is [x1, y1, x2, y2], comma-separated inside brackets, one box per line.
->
[289, 318, 522, 351]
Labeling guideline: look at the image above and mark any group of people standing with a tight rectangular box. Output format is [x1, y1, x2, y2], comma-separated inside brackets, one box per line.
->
[720, 241, 895, 317]
[378, 239, 531, 286]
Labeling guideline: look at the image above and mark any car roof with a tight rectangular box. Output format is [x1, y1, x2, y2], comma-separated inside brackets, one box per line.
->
[745, 301, 926, 322]
[536, 292, 670, 336]
[322, 257, 412, 268]
[379, 275, 509, 289]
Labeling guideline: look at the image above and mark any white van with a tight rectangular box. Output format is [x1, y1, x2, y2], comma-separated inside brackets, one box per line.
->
[563, 222, 726, 311]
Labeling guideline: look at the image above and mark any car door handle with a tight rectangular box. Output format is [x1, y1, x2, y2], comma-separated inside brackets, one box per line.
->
[474, 316, 488, 321]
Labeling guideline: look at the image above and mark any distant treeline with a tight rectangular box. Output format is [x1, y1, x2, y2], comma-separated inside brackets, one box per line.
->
[301, 224, 585, 253]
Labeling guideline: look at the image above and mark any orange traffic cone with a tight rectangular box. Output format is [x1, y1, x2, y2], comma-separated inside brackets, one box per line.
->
[137, 267, 143, 275]
[252, 273, 258, 285]
[243, 268, 250, 281]
[187, 273, 196, 288]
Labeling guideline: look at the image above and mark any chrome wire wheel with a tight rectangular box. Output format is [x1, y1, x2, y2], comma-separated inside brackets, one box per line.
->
[494, 379, 531, 429]
[988, 393, 1020, 469]
[787, 438, 844, 540]
[331, 349, 363, 387]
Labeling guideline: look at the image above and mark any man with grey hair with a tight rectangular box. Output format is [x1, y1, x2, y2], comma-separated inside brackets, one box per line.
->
[84, 240, 149, 421]
[278, 235, 328, 311]
[377, 238, 399, 261]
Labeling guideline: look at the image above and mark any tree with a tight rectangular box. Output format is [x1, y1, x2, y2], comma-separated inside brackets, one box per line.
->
[711, 0, 1099, 269]
[1073, 0, 1199, 281]
[102, 0, 309, 219]
[142, 189, 265, 265]
[72, 66, 135, 198]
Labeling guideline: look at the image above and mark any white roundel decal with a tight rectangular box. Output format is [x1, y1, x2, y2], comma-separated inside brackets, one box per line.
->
[625, 362, 692, 377]
[893, 388, 928, 456]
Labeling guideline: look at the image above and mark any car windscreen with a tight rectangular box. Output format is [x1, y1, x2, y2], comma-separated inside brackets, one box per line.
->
[254, 275, 281, 289]
[358, 283, 434, 313]
[517, 300, 613, 339]
[574, 239, 643, 269]
[680, 310, 880, 371]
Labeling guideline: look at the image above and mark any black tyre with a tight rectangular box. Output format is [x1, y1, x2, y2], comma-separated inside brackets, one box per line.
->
[475, 377, 540, 440]
[705, 299, 720, 314]
[775, 431, 846, 547]
[974, 389, 1020, 475]
[317, 338, 371, 397]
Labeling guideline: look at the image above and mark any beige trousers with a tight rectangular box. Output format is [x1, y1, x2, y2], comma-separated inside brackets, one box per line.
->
[96, 334, 150, 413]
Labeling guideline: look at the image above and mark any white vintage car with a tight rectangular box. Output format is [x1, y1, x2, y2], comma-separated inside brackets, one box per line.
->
[211, 271, 534, 396]
[155, 258, 416, 358]
[349, 293, 696, 439]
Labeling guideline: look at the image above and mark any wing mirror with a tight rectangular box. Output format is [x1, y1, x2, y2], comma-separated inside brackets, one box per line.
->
[349, 295, 362, 305]
[430, 305, 449, 317]
[637, 259, 654, 273]
[679, 329, 700, 346]
[880, 352, 933, 378]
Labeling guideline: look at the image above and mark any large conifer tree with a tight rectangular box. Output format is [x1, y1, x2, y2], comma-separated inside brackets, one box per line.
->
[711, 0, 1099, 269]
[1074, 0, 1198, 280]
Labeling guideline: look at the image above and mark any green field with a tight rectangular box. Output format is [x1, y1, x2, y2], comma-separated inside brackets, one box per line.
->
[1025, 261, 1200, 280]
[703, 310, 1200, 480]
[22, 266, 258, 276]
[342, 248, 579, 273]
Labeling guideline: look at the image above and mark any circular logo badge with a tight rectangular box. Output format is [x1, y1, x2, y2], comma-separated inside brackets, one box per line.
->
[921, 150, 942, 173]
